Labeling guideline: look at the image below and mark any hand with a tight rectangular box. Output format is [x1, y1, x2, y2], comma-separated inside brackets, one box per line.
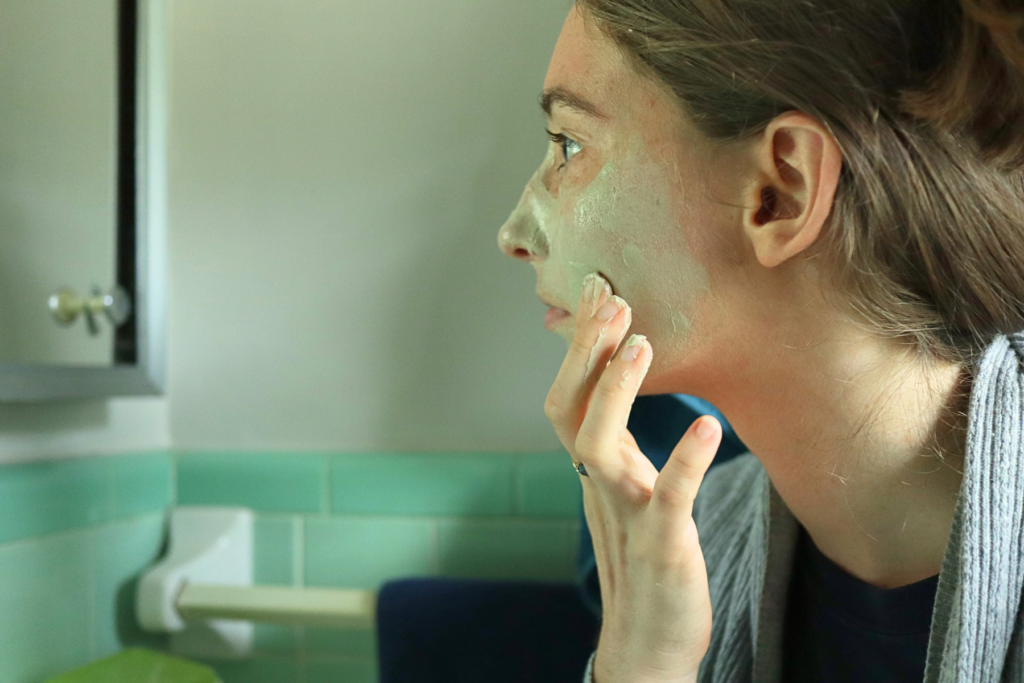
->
[544, 273, 721, 683]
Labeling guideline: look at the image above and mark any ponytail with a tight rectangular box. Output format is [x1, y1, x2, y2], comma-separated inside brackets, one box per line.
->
[901, 0, 1024, 170]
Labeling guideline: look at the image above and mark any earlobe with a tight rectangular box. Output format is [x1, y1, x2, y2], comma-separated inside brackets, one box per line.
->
[743, 112, 842, 269]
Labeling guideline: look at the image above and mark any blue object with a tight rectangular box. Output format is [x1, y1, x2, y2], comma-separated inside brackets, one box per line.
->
[376, 578, 600, 682]
[375, 394, 746, 682]
[782, 526, 937, 682]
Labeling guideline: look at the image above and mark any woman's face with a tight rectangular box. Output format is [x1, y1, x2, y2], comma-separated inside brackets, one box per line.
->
[497, 6, 748, 395]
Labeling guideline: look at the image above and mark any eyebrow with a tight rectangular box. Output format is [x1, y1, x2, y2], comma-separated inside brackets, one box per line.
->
[540, 87, 608, 120]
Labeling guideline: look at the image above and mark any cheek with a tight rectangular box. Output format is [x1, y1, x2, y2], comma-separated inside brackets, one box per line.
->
[572, 157, 712, 359]
[537, 142, 720, 379]
[621, 243, 710, 366]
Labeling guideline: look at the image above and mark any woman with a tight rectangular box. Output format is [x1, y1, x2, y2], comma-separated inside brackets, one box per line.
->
[497, 0, 1024, 681]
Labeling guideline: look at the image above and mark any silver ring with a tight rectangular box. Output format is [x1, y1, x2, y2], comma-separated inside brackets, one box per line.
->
[574, 460, 589, 477]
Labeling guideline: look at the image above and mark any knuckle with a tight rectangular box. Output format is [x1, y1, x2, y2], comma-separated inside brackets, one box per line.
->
[593, 374, 619, 402]
[674, 457, 704, 481]
[569, 335, 593, 360]
[654, 482, 696, 508]
[543, 394, 565, 423]
[574, 427, 600, 459]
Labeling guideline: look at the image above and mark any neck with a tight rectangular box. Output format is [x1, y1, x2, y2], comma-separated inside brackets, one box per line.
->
[686, 323, 971, 589]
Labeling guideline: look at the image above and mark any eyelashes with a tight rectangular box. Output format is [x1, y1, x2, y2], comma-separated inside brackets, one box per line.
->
[546, 129, 582, 168]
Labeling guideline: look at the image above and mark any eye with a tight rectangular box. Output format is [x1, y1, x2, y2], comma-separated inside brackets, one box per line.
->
[546, 129, 582, 168]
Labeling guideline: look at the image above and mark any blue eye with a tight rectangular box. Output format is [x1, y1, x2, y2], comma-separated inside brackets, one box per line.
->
[546, 129, 582, 167]
[562, 136, 581, 163]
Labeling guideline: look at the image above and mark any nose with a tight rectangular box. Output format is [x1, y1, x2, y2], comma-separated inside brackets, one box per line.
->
[497, 185, 549, 263]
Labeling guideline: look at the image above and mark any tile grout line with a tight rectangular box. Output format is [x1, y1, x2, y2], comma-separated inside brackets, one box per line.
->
[511, 453, 522, 517]
[306, 453, 325, 676]
[86, 525, 99, 660]
[430, 518, 440, 575]
[170, 450, 179, 507]
[106, 458, 117, 526]
[294, 511, 309, 679]
[0, 512, 166, 553]
[294, 515, 305, 588]
[321, 455, 331, 518]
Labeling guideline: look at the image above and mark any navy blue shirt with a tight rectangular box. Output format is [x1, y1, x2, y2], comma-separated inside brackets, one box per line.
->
[782, 526, 938, 682]
[578, 394, 938, 681]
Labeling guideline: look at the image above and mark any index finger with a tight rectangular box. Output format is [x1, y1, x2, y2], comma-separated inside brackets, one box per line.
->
[573, 333, 651, 482]
[543, 274, 630, 450]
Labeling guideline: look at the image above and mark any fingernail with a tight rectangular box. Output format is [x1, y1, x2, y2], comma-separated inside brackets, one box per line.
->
[695, 417, 715, 440]
[581, 274, 597, 304]
[595, 296, 625, 322]
[590, 278, 610, 319]
[621, 334, 646, 362]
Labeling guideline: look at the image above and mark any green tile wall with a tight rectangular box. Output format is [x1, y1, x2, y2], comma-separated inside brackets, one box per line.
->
[517, 452, 583, 518]
[198, 656, 298, 683]
[0, 449, 583, 683]
[254, 516, 297, 585]
[0, 531, 93, 683]
[331, 453, 515, 516]
[437, 518, 578, 581]
[0, 453, 171, 545]
[90, 517, 168, 657]
[305, 629, 376, 658]
[306, 658, 378, 683]
[111, 454, 174, 520]
[305, 517, 436, 589]
[176, 453, 327, 513]
[0, 514, 166, 683]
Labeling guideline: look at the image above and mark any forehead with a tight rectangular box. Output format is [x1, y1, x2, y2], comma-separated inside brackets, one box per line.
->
[543, 7, 649, 120]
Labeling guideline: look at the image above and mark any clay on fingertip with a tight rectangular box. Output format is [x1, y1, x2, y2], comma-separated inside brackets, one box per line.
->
[624, 333, 647, 349]
[583, 272, 610, 306]
[586, 329, 607, 379]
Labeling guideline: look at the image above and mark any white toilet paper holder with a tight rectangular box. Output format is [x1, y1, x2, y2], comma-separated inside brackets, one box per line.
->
[136, 506, 376, 659]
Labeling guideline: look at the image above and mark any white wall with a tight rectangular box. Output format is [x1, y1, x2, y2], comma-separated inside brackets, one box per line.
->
[0, 398, 169, 463]
[166, 0, 571, 452]
[1, 0, 573, 461]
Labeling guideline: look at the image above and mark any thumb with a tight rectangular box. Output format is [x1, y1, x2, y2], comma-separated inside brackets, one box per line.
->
[651, 415, 722, 519]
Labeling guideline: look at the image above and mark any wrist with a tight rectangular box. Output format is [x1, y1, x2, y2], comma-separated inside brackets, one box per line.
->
[593, 673, 698, 683]
[593, 649, 700, 683]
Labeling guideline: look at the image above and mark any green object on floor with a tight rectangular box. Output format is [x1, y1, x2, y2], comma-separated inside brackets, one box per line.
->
[44, 648, 221, 683]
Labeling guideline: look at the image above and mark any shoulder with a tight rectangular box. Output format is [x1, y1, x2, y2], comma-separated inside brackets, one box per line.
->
[692, 453, 766, 681]
[693, 453, 768, 591]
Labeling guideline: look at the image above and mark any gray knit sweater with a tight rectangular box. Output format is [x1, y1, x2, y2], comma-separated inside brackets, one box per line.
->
[582, 332, 1024, 683]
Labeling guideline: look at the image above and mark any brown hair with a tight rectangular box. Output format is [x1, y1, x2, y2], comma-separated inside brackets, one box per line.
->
[577, 0, 1024, 364]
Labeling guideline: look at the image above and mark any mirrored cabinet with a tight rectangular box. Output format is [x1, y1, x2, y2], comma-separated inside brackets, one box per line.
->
[0, 0, 166, 400]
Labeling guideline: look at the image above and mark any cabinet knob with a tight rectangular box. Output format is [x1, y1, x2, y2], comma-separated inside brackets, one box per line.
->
[49, 285, 132, 336]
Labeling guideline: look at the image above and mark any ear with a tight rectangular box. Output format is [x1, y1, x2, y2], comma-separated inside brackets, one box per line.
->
[742, 111, 843, 269]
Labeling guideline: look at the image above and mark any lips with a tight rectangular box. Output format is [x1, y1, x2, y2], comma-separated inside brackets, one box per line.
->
[538, 294, 570, 312]
[544, 306, 573, 330]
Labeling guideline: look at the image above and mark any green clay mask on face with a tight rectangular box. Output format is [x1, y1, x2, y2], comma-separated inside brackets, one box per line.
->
[503, 130, 711, 364]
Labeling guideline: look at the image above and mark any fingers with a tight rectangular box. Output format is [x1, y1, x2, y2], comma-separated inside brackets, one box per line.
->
[574, 333, 652, 481]
[544, 273, 632, 452]
[650, 415, 721, 521]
